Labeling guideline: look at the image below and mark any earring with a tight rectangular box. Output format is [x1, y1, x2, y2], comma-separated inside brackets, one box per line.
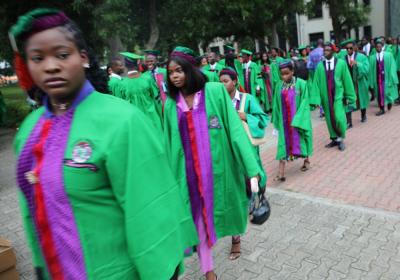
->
[83, 63, 90, 68]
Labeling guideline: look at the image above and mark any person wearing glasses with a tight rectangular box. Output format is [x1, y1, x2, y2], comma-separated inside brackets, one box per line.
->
[341, 39, 370, 127]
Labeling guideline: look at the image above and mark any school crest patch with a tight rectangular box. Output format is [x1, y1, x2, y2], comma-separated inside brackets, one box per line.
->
[72, 141, 92, 163]
[209, 115, 222, 129]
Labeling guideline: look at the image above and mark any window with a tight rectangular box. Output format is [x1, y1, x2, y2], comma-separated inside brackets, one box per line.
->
[364, 26, 372, 39]
[308, 1, 323, 19]
[309, 32, 324, 46]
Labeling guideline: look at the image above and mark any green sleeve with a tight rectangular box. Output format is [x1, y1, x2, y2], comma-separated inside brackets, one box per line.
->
[217, 84, 261, 178]
[357, 54, 370, 79]
[292, 80, 312, 131]
[341, 62, 357, 109]
[310, 64, 322, 105]
[244, 94, 269, 138]
[369, 56, 376, 89]
[389, 53, 399, 85]
[271, 81, 282, 129]
[105, 108, 197, 280]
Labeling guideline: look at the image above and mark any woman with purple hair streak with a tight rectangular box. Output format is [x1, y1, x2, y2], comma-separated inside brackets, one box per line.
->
[164, 46, 262, 280]
[11, 9, 198, 280]
[272, 60, 313, 182]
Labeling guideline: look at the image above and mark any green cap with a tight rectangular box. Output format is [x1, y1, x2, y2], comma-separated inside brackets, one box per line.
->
[340, 38, 354, 47]
[240, 49, 253, 55]
[297, 45, 307, 51]
[119, 52, 144, 60]
[9, 8, 69, 52]
[172, 46, 196, 56]
[144, 50, 160, 57]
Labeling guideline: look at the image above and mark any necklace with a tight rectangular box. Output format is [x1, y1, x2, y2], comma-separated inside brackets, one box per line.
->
[51, 102, 70, 111]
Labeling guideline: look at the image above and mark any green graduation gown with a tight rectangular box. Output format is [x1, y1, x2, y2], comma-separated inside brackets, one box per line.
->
[202, 69, 219, 82]
[242, 61, 267, 110]
[163, 82, 261, 239]
[272, 78, 313, 160]
[233, 91, 268, 187]
[369, 51, 399, 105]
[312, 58, 356, 139]
[120, 75, 163, 131]
[14, 83, 198, 280]
[202, 63, 224, 75]
[342, 52, 371, 110]
[259, 62, 280, 111]
[108, 75, 124, 98]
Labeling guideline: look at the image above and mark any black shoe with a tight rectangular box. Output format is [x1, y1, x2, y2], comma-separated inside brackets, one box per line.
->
[395, 99, 400, 105]
[347, 123, 353, 129]
[338, 142, 345, 151]
[325, 140, 338, 148]
[388, 103, 392, 111]
[376, 110, 385, 116]
[361, 116, 367, 123]
[370, 96, 375, 102]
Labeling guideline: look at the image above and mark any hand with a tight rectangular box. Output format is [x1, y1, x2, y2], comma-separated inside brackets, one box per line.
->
[238, 112, 247, 121]
[350, 60, 357, 67]
[250, 177, 259, 193]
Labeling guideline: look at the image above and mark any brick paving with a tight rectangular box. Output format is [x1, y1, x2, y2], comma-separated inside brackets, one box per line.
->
[2, 102, 400, 279]
[262, 103, 400, 212]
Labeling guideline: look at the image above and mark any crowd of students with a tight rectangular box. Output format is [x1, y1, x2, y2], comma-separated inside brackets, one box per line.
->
[9, 8, 400, 280]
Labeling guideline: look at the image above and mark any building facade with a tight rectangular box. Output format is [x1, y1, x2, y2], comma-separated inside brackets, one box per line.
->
[296, 0, 394, 46]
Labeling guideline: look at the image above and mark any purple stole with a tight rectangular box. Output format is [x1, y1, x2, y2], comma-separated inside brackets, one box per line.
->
[154, 72, 167, 103]
[325, 59, 342, 137]
[347, 54, 360, 108]
[281, 87, 301, 156]
[377, 56, 385, 107]
[176, 90, 217, 247]
[243, 65, 252, 93]
[262, 65, 272, 104]
[16, 81, 94, 279]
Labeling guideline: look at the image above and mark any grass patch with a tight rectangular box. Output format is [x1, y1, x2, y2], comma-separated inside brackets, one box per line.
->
[0, 84, 31, 128]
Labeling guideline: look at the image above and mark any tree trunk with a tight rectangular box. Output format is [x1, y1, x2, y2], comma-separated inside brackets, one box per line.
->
[328, 0, 344, 43]
[108, 35, 125, 60]
[144, 0, 159, 50]
[270, 23, 279, 47]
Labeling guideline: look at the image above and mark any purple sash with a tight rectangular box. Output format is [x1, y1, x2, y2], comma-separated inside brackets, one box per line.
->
[281, 88, 301, 156]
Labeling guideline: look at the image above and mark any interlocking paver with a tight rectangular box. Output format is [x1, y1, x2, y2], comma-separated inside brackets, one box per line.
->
[2, 104, 400, 279]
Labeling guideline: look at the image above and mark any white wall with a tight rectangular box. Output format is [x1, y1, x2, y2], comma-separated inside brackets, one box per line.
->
[297, 0, 387, 45]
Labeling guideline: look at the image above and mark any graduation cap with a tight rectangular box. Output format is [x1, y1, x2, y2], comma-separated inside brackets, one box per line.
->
[240, 49, 253, 56]
[220, 67, 238, 79]
[224, 45, 235, 53]
[144, 50, 160, 58]
[323, 41, 334, 48]
[297, 45, 307, 51]
[170, 46, 197, 65]
[119, 52, 144, 60]
[375, 38, 384, 45]
[340, 38, 355, 47]
[279, 59, 294, 69]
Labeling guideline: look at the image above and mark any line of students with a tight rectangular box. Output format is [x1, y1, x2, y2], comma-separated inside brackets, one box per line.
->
[10, 8, 400, 280]
[11, 9, 269, 280]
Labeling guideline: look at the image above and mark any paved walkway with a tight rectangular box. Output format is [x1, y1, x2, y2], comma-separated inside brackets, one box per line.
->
[263, 104, 400, 212]
[1, 103, 400, 279]
[183, 189, 400, 280]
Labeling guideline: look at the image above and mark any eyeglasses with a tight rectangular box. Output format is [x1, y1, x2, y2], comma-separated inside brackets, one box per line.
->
[346, 47, 353, 50]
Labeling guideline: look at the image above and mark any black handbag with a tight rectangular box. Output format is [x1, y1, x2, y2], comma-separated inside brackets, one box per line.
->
[249, 193, 271, 225]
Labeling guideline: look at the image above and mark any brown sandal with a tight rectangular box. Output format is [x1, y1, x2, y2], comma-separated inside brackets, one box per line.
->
[229, 238, 241, 260]
[301, 160, 310, 172]
[273, 175, 286, 182]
